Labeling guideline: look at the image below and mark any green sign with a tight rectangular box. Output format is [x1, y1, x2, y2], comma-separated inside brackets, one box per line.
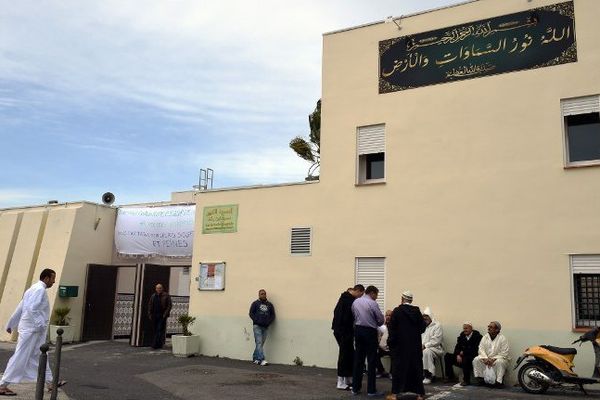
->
[202, 205, 238, 234]
[379, 1, 576, 92]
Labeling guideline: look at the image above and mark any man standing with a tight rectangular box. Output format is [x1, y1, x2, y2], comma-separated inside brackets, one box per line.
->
[249, 289, 275, 366]
[147, 283, 172, 349]
[0, 268, 59, 396]
[443, 322, 482, 386]
[421, 307, 443, 384]
[331, 284, 364, 390]
[351, 285, 384, 397]
[387, 291, 426, 399]
[473, 321, 510, 387]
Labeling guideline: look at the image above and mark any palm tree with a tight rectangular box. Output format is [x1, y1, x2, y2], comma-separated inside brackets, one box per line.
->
[290, 99, 320, 180]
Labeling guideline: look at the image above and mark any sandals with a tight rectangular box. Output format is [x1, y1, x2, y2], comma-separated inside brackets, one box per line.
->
[47, 380, 67, 392]
[0, 388, 16, 396]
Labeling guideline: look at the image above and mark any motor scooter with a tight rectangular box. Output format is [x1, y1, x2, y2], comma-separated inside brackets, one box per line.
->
[514, 327, 600, 394]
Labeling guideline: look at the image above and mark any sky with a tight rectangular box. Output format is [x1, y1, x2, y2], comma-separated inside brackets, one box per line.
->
[0, 0, 464, 208]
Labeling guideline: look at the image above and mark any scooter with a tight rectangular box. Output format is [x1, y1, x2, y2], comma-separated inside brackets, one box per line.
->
[514, 327, 600, 394]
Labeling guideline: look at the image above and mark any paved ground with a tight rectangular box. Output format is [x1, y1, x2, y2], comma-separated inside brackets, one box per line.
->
[1, 340, 599, 400]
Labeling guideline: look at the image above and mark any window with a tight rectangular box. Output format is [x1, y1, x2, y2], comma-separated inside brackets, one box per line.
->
[572, 255, 600, 328]
[355, 257, 385, 311]
[562, 95, 600, 166]
[290, 227, 312, 255]
[357, 124, 385, 184]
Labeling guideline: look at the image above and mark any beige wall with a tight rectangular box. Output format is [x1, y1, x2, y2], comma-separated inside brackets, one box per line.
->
[188, 0, 600, 380]
[0, 203, 116, 341]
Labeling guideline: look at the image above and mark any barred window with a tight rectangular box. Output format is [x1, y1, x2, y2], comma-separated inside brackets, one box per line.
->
[572, 255, 600, 328]
[574, 275, 600, 327]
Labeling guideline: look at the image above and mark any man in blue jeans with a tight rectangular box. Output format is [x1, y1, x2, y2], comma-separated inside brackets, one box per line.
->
[249, 289, 276, 366]
[351, 285, 385, 397]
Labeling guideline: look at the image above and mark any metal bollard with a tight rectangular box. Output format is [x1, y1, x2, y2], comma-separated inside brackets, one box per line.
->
[50, 328, 64, 400]
[35, 343, 50, 400]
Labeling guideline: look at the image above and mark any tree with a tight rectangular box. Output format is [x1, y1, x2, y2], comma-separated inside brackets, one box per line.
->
[290, 99, 320, 180]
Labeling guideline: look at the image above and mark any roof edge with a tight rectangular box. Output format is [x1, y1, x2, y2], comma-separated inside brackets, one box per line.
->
[323, 0, 481, 36]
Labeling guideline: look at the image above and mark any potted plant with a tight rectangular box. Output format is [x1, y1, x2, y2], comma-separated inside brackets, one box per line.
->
[49, 306, 75, 344]
[171, 314, 200, 357]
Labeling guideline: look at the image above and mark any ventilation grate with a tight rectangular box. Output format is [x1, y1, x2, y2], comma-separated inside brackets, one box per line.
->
[290, 227, 312, 255]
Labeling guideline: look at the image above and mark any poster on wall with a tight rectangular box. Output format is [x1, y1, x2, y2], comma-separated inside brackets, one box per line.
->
[115, 205, 195, 257]
[198, 262, 226, 290]
[202, 204, 238, 234]
[379, 1, 576, 92]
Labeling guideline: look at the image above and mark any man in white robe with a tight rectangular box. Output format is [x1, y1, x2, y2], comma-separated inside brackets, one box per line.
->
[473, 321, 510, 387]
[0, 268, 56, 396]
[421, 307, 443, 384]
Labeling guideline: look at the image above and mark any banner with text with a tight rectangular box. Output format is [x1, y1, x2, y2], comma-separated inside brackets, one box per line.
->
[379, 1, 576, 92]
[115, 205, 195, 257]
[202, 205, 238, 234]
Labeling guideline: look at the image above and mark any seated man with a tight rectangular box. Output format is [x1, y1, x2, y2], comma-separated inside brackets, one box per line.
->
[443, 322, 482, 385]
[376, 310, 392, 378]
[473, 321, 510, 388]
[421, 307, 443, 384]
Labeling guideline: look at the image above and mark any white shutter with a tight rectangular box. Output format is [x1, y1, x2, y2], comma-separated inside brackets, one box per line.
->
[572, 255, 600, 274]
[358, 124, 385, 155]
[355, 257, 385, 311]
[290, 227, 312, 255]
[562, 96, 600, 116]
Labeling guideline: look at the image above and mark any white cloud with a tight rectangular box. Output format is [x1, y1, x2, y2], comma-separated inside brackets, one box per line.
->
[0, 189, 46, 208]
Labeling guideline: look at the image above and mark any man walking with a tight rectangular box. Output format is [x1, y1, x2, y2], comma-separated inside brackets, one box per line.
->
[331, 284, 364, 390]
[388, 291, 426, 400]
[351, 285, 384, 397]
[249, 289, 275, 366]
[147, 283, 172, 349]
[0, 268, 62, 396]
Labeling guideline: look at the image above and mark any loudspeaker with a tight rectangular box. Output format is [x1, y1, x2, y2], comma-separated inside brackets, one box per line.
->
[102, 192, 115, 205]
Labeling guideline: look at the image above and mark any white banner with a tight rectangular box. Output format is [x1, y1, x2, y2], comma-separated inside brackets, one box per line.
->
[115, 205, 195, 257]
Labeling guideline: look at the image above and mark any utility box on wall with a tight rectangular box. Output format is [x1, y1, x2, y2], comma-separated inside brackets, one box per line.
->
[58, 285, 78, 298]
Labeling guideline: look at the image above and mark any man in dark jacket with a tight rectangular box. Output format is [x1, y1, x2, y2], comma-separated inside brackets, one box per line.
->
[249, 289, 276, 366]
[147, 283, 172, 349]
[387, 291, 426, 399]
[443, 322, 482, 385]
[331, 284, 365, 390]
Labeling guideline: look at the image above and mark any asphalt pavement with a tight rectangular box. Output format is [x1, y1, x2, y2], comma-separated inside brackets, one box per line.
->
[0, 340, 599, 400]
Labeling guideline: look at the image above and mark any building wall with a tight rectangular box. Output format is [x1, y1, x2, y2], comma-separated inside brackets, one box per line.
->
[0, 203, 116, 341]
[188, 0, 600, 381]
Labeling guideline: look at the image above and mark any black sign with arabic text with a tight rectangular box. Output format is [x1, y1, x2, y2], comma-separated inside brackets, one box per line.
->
[379, 1, 576, 93]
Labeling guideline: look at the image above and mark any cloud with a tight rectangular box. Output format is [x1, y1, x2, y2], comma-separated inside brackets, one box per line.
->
[190, 147, 311, 185]
[0, 189, 46, 208]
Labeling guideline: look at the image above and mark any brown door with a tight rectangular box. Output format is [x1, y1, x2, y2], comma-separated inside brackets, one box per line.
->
[82, 265, 118, 341]
[139, 264, 171, 346]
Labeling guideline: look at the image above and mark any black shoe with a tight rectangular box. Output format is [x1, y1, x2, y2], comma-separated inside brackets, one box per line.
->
[475, 377, 485, 386]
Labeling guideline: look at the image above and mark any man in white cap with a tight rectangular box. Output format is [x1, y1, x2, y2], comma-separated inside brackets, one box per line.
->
[421, 307, 443, 384]
[443, 322, 482, 385]
[473, 321, 510, 387]
[387, 291, 426, 400]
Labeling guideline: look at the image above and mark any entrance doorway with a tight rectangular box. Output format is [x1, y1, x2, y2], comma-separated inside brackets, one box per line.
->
[82, 264, 118, 341]
[82, 263, 190, 346]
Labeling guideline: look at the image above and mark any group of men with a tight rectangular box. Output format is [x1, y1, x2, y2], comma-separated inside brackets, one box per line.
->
[332, 286, 511, 398]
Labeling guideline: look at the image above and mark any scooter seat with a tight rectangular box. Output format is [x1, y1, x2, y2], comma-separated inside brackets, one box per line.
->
[541, 345, 577, 355]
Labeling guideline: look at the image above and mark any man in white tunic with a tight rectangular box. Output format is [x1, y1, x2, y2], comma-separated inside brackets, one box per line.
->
[0, 268, 56, 396]
[473, 321, 510, 387]
[421, 307, 443, 384]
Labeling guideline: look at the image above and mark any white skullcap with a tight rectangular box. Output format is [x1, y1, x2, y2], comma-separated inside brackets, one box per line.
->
[401, 291, 413, 300]
[463, 321, 473, 327]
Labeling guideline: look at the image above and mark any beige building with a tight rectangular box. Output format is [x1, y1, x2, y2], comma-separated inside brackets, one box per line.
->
[189, 0, 600, 381]
[0, 0, 598, 386]
[0, 195, 193, 345]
